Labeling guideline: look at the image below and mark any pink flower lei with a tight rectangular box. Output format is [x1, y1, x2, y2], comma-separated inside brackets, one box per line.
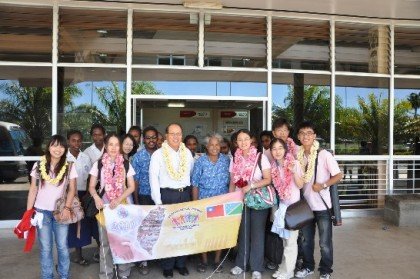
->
[271, 152, 294, 200]
[286, 137, 297, 157]
[102, 152, 125, 202]
[232, 146, 258, 186]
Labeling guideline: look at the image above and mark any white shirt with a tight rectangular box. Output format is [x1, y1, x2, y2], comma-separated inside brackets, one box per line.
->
[67, 150, 92, 191]
[149, 146, 194, 205]
[84, 143, 104, 165]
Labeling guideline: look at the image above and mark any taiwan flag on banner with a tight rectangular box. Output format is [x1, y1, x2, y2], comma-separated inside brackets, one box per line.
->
[206, 204, 225, 218]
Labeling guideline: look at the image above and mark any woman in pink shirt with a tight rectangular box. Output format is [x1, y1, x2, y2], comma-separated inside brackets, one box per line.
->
[270, 138, 304, 279]
[26, 135, 77, 279]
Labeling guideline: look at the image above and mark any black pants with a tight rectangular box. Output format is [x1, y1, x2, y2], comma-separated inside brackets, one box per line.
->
[160, 187, 192, 271]
[138, 194, 155, 205]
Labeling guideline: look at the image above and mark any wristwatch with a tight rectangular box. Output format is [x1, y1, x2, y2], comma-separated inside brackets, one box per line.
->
[323, 183, 328, 189]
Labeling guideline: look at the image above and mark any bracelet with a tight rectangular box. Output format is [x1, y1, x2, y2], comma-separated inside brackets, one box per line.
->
[250, 183, 255, 189]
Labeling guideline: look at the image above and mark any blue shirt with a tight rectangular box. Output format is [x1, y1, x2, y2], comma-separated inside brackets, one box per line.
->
[132, 148, 154, 195]
[191, 154, 230, 199]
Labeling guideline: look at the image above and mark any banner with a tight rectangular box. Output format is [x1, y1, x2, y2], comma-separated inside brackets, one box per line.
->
[103, 191, 244, 264]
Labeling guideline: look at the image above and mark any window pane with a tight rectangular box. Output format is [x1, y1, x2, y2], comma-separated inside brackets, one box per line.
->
[57, 67, 127, 138]
[132, 68, 267, 97]
[0, 5, 52, 62]
[395, 26, 420, 75]
[394, 79, 420, 155]
[335, 76, 389, 155]
[272, 18, 330, 70]
[205, 15, 266, 68]
[336, 22, 390, 74]
[133, 12, 198, 66]
[59, 9, 127, 63]
[272, 73, 331, 149]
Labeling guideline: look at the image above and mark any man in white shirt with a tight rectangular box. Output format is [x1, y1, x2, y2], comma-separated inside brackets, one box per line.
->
[84, 124, 105, 165]
[149, 123, 194, 278]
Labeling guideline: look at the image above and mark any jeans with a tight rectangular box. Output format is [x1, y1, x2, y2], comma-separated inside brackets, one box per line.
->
[301, 210, 333, 274]
[36, 209, 70, 279]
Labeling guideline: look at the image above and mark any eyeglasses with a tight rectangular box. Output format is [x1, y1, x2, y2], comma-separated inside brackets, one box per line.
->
[144, 136, 157, 140]
[237, 138, 251, 143]
[299, 131, 315, 137]
[123, 142, 134, 147]
[168, 132, 182, 137]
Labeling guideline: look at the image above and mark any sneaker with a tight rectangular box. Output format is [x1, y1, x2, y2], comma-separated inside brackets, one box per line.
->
[273, 270, 293, 279]
[295, 268, 314, 278]
[320, 273, 331, 279]
[230, 266, 244, 275]
[252, 271, 262, 279]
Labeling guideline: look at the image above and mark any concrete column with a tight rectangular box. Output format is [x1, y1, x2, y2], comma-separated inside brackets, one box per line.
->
[368, 26, 390, 74]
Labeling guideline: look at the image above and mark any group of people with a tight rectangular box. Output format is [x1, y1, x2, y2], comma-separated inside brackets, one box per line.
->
[25, 118, 343, 279]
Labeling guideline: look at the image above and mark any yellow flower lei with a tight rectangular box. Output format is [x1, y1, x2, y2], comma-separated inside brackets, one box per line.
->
[162, 141, 188, 181]
[39, 155, 68, 185]
[297, 140, 320, 183]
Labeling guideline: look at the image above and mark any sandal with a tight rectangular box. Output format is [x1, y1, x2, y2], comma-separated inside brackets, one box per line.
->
[197, 262, 208, 273]
[213, 262, 223, 273]
[92, 252, 100, 263]
[71, 257, 90, 266]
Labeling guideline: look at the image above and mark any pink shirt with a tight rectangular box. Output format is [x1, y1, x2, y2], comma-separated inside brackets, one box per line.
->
[89, 161, 135, 204]
[276, 160, 303, 206]
[31, 162, 78, 211]
[301, 149, 341, 211]
[230, 153, 271, 190]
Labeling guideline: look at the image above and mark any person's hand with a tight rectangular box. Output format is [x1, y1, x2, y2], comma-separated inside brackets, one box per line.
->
[94, 196, 104, 210]
[312, 183, 323, 193]
[109, 197, 121, 210]
[60, 207, 71, 221]
[288, 161, 296, 173]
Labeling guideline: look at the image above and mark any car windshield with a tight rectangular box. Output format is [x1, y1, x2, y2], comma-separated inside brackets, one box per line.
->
[9, 128, 32, 155]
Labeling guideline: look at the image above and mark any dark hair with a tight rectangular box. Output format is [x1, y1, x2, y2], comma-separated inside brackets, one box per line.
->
[66, 129, 83, 140]
[260, 130, 273, 140]
[269, 138, 288, 158]
[143, 126, 158, 137]
[297, 121, 316, 134]
[236, 129, 253, 139]
[222, 137, 231, 147]
[41, 135, 69, 185]
[128, 125, 142, 135]
[90, 123, 106, 136]
[272, 118, 291, 131]
[183, 134, 198, 145]
[103, 132, 122, 154]
[121, 133, 138, 158]
[165, 123, 183, 134]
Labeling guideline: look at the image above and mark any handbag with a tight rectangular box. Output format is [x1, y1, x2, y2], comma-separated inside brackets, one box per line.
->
[284, 198, 314, 230]
[53, 163, 84, 224]
[82, 160, 105, 218]
[244, 153, 278, 210]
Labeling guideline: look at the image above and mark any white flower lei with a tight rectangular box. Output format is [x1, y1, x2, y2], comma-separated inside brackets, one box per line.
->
[162, 141, 188, 181]
[297, 140, 319, 183]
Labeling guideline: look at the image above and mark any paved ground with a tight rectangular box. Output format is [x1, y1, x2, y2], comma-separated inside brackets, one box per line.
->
[1, 216, 419, 279]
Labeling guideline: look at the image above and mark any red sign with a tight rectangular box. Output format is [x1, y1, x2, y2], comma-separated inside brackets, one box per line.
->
[220, 111, 237, 118]
[180, 111, 196, 118]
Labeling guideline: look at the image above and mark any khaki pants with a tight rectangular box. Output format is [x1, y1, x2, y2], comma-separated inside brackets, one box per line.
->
[276, 230, 299, 277]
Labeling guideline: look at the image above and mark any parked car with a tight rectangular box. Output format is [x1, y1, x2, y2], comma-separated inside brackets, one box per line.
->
[0, 121, 31, 182]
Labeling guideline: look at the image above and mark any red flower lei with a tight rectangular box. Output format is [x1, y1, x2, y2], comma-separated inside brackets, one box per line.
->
[102, 153, 125, 202]
[271, 152, 294, 200]
[232, 146, 258, 188]
[286, 137, 297, 157]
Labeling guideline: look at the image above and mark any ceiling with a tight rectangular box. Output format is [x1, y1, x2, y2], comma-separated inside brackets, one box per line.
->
[102, 0, 420, 20]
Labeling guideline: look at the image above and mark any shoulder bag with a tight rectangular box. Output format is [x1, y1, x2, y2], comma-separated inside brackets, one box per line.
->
[53, 163, 84, 224]
[244, 153, 278, 210]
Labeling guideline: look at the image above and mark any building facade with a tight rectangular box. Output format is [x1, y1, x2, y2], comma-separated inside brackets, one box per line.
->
[0, 0, 419, 223]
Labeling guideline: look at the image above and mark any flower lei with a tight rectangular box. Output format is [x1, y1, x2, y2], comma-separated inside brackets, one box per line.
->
[297, 140, 320, 183]
[232, 146, 258, 188]
[162, 141, 188, 181]
[271, 152, 294, 200]
[286, 137, 297, 157]
[39, 155, 68, 185]
[102, 153, 125, 202]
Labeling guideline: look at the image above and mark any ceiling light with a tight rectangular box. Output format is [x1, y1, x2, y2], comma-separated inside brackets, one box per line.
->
[99, 53, 107, 57]
[183, 0, 223, 10]
[97, 29, 108, 34]
[168, 102, 185, 108]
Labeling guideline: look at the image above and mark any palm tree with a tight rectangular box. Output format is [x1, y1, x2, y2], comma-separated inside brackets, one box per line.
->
[408, 92, 420, 118]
